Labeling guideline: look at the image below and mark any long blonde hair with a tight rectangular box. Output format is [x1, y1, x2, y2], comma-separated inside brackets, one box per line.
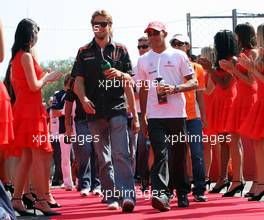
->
[201, 46, 216, 66]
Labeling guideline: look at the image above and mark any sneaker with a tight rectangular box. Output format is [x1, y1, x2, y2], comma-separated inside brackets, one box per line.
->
[92, 188, 103, 196]
[177, 193, 189, 208]
[122, 198, 135, 212]
[193, 194, 208, 202]
[151, 196, 170, 212]
[80, 188, 90, 197]
[107, 201, 119, 210]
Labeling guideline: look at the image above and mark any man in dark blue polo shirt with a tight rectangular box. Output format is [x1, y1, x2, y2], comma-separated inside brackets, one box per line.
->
[74, 10, 139, 212]
[64, 74, 101, 197]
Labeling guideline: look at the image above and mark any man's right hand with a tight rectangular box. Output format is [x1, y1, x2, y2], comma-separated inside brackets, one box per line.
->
[81, 97, 96, 114]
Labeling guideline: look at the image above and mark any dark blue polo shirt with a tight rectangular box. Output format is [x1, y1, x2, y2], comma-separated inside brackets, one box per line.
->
[74, 38, 132, 122]
[51, 90, 66, 134]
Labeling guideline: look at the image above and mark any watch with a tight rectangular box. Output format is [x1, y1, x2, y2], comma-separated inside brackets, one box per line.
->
[174, 85, 180, 93]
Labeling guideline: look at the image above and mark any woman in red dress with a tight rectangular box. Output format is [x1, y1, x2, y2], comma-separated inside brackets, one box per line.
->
[200, 46, 220, 188]
[219, 23, 258, 197]
[10, 18, 61, 216]
[198, 30, 238, 193]
[238, 23, 264, 201]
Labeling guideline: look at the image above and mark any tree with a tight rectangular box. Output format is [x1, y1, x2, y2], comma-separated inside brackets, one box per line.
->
[41, 58, 74, 103]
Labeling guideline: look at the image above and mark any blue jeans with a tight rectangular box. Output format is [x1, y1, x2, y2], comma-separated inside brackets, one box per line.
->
[128, 122, 138, 176]
[88, 115, 135, 202]
[75, 119, 101, 191]
[186, 118, 206, 195]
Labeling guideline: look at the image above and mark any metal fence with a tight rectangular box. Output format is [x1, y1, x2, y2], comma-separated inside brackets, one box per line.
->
[186, 9, 264, 55]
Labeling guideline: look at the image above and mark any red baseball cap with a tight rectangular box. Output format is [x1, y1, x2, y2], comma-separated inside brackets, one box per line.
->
[144, 21, 166, 33]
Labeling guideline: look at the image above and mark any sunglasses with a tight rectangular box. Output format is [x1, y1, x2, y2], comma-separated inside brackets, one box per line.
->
[137, 44, 149, 50]
[172, 41, 185, 47]
[147, 30, 161, 37]
[92, 21, 108, 28]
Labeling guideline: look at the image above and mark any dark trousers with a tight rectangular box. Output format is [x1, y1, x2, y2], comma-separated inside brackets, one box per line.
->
[186, 118, 206, 195]
[148, 118, 190, 197]
[51, 139, 63, 184]
[137, 113, 150, 180]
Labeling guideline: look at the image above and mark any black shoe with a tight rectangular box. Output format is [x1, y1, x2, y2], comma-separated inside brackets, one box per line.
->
[151, 196, 170, 212]
[193, 194, 208, 202]
[12, 198, 35, 216]
[222, 182, 245, 197]
[244, 192, 255, 198]
[248, 188, 264, 201]
[209, 180, 230, 193]
[177, 193, 189, 208]
[51, 181, 62, 186]
[22, 193, 35, 209]
[33, 199, 61, 216]
[14, 207, 35, 216]
[47, 201, 61, 208]
[4, 183, 14, 195]
[205, 178, 212, 190]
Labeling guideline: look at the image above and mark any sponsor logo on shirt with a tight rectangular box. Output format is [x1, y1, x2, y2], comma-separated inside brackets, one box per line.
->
[164, 60, 175, 67]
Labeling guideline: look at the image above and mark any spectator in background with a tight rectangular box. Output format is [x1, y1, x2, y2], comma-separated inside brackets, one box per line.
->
[51, 74, 74, 191]
[64, 71, 101, 197]
[170, 34, 207, 202]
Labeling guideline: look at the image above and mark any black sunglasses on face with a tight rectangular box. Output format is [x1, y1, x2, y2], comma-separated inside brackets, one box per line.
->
[172, 41, 185, 47]
[137, 44, 149, 49]
[147, 30, 161, 37]
[92, 21, 108, 28]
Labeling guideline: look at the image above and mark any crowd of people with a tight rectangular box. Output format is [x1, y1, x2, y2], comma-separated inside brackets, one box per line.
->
[0, 9, 264, 219]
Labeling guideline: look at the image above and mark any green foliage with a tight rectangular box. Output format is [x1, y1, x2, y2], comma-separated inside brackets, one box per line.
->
[41, 58, 74, 103]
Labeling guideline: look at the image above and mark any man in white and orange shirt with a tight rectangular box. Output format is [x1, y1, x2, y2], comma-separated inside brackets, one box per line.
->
[170, 34, 207, 202]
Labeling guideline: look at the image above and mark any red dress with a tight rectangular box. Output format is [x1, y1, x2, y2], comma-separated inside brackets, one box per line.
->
[209, 68, 237, 134]
[239, 72, 264, 140]
[11, 51, 52, 156]
[225, 50, 257, 134]
[203, 73, 216, 135]
[0, 81, 14, 149]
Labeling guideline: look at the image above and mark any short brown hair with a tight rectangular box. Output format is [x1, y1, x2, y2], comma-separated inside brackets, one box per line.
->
[91, 10, 113, 25]
[138, 36, 148, 42]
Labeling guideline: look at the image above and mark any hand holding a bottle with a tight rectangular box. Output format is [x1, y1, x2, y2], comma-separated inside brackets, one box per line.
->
[163, 84, 177, 95]
[104, 68, 123, 80]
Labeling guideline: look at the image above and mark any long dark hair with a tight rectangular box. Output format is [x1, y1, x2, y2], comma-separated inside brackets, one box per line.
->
[3, 62, 16, 104]
[5, 18, 39, 103]
[11, 18, 39, 60]
[214, 30, 239, 67]
[235, 23, 257, 51]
